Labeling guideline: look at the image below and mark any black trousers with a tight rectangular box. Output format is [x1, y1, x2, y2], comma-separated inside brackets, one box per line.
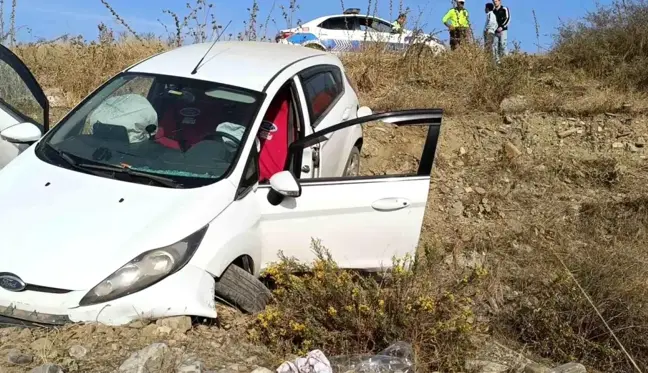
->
[449, 28, 469, 50]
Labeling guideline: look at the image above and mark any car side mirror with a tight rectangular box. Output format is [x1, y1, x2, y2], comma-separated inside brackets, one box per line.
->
[357, 106, 372, 118]
[0, 122, 43, 144]
[267, 170, 302, 206]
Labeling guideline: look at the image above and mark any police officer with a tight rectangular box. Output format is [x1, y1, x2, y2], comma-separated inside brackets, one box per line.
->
[391, 13, 407, 34]
[442, 0, 470, 50]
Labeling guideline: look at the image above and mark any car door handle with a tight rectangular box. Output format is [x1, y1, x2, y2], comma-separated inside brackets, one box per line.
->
[371, 198, 410, 212]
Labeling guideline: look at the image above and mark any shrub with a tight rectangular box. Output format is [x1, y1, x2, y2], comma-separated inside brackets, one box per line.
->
[552, 0, 648, 90]
[249, 240, 489, 372]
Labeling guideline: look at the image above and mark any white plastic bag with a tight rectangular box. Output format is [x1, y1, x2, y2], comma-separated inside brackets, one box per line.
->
[277, 350, 332, 373]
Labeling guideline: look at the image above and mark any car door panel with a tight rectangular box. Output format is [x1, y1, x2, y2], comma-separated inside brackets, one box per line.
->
[0, 43, 49, 169]
[0, 103, 19, 131]
[257, 109, 442, 271]
[0, 44, 49, 131]
[258, 176, 429, 270]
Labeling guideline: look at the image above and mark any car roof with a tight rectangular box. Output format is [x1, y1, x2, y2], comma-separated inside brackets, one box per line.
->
[128, 41, 332, 92]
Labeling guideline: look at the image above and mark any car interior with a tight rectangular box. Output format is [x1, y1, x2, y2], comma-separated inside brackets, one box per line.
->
[257, 82, 302, 184]
[52, 77, 261, 181]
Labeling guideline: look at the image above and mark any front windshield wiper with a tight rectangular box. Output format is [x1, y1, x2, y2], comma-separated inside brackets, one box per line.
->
[42, 143, 181, 188]
[75, 162, 182, 188]
[43, 142, 106, 176]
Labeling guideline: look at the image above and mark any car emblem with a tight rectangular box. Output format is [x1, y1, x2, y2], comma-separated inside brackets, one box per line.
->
[260, 120, 278, 133]
[0, 273, 26, 292]
[258, 120, 278, 140]
[179, 108, 201, 117]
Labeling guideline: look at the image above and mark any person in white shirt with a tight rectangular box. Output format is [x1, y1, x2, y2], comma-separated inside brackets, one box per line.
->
[484, 2, 497, 53]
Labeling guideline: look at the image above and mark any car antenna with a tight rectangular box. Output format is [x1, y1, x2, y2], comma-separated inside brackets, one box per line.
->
[191, 20, 232, 75]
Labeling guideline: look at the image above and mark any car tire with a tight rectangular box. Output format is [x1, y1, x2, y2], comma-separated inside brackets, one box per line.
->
[305, 43, 325, 51]
[343, 146, 361, 177]
[213, 264, 272, 314]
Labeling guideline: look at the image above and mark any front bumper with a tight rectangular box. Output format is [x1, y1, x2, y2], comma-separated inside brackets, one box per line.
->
[0, 264, 216, 327]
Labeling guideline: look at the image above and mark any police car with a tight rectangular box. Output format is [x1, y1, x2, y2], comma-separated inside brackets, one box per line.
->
[276, 8, 446, 54]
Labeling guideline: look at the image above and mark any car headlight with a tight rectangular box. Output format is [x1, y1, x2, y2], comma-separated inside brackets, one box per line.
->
[78, 225, 208, 307]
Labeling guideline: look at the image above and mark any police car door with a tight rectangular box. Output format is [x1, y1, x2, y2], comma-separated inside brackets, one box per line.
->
[358, 16, 387, 48]
[373, 16, 407, 52]
[318, 15, 362, 52]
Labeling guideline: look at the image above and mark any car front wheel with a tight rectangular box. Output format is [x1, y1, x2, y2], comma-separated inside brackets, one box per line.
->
[343, 146, 361, 177]
[213, 264, 272, 314]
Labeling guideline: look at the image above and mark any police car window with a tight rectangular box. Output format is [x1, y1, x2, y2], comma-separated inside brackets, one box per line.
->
[371, 18, 393, 33]
[320, 16, 358, 30]
[302, 70, 342, 125]
[358, 17, 390, 33]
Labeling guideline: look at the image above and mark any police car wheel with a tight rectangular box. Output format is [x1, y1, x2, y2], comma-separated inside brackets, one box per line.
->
[305, 44, 325, 51]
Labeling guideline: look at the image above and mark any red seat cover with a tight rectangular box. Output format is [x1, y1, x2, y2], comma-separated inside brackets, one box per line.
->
[258, 90, 290, 182]
[311, 91, 333, 119]
[155, 99, 218, 150]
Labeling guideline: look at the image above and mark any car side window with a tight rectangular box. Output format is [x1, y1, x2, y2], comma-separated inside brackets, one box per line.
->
[300, 67, 344, 127]
[319, 16, 358, 31]
[0, 52, 45, 126]
[360, 17, 392, 33]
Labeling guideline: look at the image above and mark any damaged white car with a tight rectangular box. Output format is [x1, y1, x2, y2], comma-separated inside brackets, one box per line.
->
[0, 41, 443, 327]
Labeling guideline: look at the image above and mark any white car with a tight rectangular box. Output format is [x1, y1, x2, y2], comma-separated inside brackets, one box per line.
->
[276, 8, 446, 55]
[0, 41, 443, 327]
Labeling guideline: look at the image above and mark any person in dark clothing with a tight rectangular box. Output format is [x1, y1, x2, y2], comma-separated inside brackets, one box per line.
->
[492, 0, 510, 63]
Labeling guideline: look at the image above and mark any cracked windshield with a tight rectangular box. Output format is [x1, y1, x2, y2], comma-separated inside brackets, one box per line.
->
[44, 73, 260, 184]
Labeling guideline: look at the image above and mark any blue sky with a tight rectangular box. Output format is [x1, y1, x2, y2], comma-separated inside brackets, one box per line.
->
[4, 0, 608, 52]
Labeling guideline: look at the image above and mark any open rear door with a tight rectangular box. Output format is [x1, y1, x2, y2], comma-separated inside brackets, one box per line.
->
[0, 43, 49, 168]
[257, 109, 442, 270]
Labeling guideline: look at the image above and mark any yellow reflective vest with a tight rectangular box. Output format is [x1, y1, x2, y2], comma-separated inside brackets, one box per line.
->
[391, 20, 403, 33]
[442, 8, 470, 28]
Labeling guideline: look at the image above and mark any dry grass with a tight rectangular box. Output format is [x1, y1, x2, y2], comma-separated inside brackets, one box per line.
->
[552, 0, 648, 91]
[2, 1, 648, 372]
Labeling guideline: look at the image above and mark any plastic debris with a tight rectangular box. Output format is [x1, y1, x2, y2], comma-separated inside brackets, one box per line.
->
[277, 349, 332, 373]
[276, 342, 414, 373]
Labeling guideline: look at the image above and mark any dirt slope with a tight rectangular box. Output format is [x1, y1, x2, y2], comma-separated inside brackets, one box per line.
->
[1, 109, 646, 372]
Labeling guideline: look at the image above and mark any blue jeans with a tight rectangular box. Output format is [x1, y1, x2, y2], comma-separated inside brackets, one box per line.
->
[493, 30, 507, 63]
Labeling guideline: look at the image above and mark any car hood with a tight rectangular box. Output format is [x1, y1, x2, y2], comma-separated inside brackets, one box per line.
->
[0, 147, 235, 291]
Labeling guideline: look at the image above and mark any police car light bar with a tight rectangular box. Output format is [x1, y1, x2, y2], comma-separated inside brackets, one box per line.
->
[343, 8, 361, 14]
